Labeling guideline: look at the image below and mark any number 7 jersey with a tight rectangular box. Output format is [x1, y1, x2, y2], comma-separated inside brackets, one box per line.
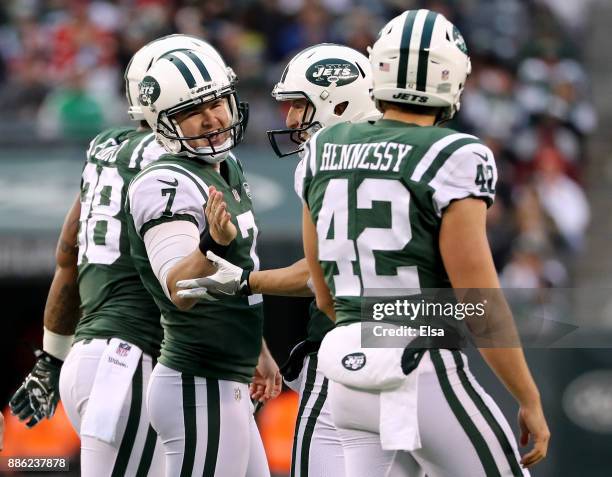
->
[297, 119, 497, 325]
[76, 127, 166, 356]
[126, 154, 264, 382]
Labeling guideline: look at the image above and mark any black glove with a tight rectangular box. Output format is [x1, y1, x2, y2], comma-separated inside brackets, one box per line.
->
[9, 350, 63, 428]
[280, 340, 321, 382]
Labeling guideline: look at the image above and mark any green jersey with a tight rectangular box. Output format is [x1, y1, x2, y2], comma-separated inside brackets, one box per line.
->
[297, 119, 497, 326]
[306, 301, 334, 344]
[126, 153, 263, 382]
[75, 127, 165, 356]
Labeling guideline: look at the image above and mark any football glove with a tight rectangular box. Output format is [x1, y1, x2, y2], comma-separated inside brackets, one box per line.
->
[176, 251, 252, 298]
[9, 350, 62, 428]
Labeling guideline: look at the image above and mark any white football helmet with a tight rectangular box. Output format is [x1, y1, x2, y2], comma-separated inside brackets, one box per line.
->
[138, 48, 247, 163]
[268, 43, 380, 157]
[369, 9, 471, 123]
[124, 34, 236, 121]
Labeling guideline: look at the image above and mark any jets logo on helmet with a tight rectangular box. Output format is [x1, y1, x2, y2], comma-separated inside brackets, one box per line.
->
[138, 76, 160, 107]
[369, 9, 472, 123]
[306, 59, 360, 87]
[452, 26, 468, 54]
[267, 43, 380, 158]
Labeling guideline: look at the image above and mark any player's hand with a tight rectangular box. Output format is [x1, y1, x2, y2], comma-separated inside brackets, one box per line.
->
[518, 403, 550, 468]
[250, 352, 282, 403]
[176, 251, 251, 298]
[205, 186, 237, 246]
[9, 350, 62, 428]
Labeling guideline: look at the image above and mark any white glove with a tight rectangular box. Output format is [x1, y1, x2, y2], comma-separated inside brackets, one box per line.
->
[176, 251, 252, 298]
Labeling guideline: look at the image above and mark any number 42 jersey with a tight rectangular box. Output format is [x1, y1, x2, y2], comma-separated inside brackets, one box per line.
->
[297, 119, 497, 325]
[76, 127, 166, 356]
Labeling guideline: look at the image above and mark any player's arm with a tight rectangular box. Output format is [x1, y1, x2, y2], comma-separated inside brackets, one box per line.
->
[177, 256, 313, 298]
[44, 193, 81, 339]
[249, 258, 312, 296]
[439, 198, 550, 468]
[9, 194, 81, 428]
[303, 204, 335, 320]
[130, 166, 236, 310]
[146, 186, 235, 311]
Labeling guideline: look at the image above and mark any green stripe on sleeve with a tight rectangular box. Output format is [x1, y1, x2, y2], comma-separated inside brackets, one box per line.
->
[397, 11, 418, 89]
[422, 138, 479, 183]
[180, 374, 197, 477]
[431, 350, 501, 477]
[139, 213, 199, 239]
[135, 135, 155, 170]
[202, 378, 220, 477]
[416, 11, 437, 92]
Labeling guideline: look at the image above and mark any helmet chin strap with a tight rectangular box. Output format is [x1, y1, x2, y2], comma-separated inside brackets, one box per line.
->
[193, 137, 233, 164]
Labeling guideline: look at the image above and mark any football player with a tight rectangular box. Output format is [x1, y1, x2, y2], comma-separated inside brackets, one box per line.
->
[176, 43, 381, 477]
[8, 35, 231, 477]
[300, 10, 550, 477]
[127, 47, 278, 476]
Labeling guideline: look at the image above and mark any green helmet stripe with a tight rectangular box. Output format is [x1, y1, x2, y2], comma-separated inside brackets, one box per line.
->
[183, 50, 212, 82]
[162, 49, 213, 83]
[397, 10, 418, 89]
[416, 11, 438, 92]
[160, 52, 197, 88]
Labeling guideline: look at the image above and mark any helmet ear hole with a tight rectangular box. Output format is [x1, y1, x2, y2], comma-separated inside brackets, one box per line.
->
[334, 101, 349, 116]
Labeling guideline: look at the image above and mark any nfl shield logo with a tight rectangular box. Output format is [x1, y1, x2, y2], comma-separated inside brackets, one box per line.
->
[116, 342, 131, 357]
[232, 189, 241, 202]
[442, 69, 450, 80]
[234, 387, 242, 401]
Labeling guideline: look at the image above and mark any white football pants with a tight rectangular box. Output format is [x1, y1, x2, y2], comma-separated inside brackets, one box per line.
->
[146, 363, 270, 477]
[285, 353, 345, 477]
[59, 338, 164, 477]
[329, 349, 529, 477]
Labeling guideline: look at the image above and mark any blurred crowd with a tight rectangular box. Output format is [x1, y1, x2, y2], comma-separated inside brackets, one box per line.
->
[0, 0, 597, 290]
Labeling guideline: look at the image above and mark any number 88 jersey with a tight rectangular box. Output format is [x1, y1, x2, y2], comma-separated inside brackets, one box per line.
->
[297, 119, 497, 325]
[76, 127, 166, 356]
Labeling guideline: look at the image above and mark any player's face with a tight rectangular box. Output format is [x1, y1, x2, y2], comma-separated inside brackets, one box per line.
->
[175, 98, 232, 148]
[285, 98, 311, 130]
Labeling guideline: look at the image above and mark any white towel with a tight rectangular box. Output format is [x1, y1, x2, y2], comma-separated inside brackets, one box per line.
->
[380, 365, 421, 451]
[319, 324, 422, 451]
[81, 338, 142, 444]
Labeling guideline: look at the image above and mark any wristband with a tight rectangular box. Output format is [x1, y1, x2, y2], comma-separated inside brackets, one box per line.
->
[239, 269, 252, 296]
[198, 230, 230, 258]
[43, 327, 74, 361]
